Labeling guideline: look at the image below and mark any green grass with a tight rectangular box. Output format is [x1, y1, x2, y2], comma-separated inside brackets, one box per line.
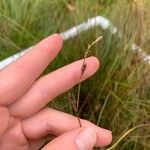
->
[0, 0, 150, 149]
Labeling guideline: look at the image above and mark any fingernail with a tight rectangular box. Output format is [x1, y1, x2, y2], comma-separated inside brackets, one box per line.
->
[75, 128, 97, 150]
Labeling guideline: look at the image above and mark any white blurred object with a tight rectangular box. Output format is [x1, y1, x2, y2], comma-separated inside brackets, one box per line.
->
[61, 16, 117, 40]
[0, 16, 149, 70]
[132, 44, 150, 64]
[0, 48, 31, 70]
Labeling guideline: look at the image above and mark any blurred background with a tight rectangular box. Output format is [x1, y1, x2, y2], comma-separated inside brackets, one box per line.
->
[0, 0, 150, 149]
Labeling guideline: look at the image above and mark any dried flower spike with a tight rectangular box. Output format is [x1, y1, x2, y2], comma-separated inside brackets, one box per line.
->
[67, 36, 102, 128]
[77, 36, 102, 109]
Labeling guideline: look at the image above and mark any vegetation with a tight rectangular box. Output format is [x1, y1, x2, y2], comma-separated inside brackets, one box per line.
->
[0, 0, 150, 149]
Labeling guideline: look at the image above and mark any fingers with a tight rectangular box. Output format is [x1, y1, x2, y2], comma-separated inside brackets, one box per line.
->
[42, 128, 97, 150]
[0, 34, 63, 105]
[22, 108, 112, 147]
[9, 56, 100, 118]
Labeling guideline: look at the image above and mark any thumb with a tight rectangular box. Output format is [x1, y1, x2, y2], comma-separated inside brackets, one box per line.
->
[42, 128, 97, 150]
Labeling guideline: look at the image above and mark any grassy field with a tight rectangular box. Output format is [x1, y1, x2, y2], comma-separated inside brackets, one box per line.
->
[0, 0, 150, 149]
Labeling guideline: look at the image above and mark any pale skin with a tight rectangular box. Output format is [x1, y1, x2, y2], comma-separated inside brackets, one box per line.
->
[0, 34, 112, 150]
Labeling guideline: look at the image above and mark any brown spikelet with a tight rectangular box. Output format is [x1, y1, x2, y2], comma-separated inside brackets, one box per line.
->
[67, 36, 102, 128]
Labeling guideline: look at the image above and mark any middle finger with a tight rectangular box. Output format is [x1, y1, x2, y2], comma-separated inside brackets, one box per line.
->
[9, 57, 99, 118]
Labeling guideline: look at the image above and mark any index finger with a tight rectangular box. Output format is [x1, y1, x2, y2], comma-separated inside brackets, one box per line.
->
[0, 34, 63, 105]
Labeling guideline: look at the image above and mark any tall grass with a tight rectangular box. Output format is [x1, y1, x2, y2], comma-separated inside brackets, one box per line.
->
[0, 0, 150, 149]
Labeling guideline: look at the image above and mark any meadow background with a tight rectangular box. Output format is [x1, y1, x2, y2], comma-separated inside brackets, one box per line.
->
[0, 0, 150, 149]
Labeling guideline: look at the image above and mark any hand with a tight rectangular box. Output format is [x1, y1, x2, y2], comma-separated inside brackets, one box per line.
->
[0, 34, 112, 150]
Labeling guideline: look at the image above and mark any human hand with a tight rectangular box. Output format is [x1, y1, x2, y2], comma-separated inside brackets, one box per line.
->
[0, 34, 112, 150]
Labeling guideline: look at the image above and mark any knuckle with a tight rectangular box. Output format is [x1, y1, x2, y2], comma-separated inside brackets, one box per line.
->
[0, 81, 14, 104]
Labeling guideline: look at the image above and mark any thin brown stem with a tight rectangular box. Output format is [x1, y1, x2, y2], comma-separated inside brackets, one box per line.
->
[67, 91, 82, 127]
[76, 82, 81, 110]
[67, 36, 102, 128]
[76, 36, 102, 113]
[77, 113, 82, 127]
